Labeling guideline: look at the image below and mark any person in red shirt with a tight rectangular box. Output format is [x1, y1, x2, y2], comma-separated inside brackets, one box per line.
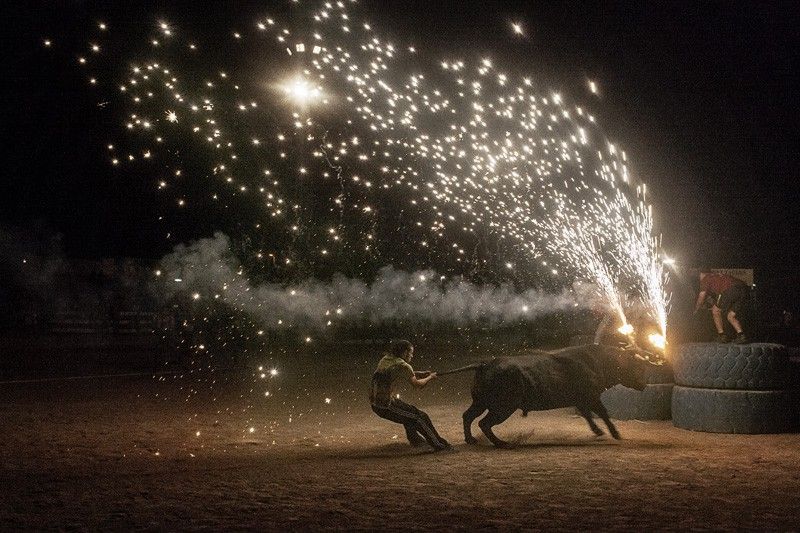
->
[693, 271, 750, 343]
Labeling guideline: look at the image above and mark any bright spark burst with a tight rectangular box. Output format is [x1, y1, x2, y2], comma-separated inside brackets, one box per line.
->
[58, 0, 671, 343]
[281, 76, 324, 106]
[617, 323, 634, 336]
[648, 332, 666, 350]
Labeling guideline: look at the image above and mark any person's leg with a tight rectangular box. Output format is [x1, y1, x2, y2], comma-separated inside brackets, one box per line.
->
[727, 310, 744, 334]
[729, 308, 748, 343]
[711, 305, 727, 341]
[388, 399, 449, 449]
[720, 287, 747, 342]
[404, 424, 427, 446]
[372, 403, 422, 446]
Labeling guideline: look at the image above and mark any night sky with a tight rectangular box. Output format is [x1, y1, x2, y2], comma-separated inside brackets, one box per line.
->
[4, 0, 800, 274]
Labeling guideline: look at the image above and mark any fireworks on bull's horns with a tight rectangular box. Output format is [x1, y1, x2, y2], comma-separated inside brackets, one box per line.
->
[648, 332, 667, 350]
[617, 323, 634, 336]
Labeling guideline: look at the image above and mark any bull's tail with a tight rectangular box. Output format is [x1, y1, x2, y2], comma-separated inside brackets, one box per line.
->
[436, 362, 487, 376]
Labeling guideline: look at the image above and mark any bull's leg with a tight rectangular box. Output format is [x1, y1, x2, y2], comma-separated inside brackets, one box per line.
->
[478, 407, 516, 448]
[462, 401, 486, 444]
[590, 400, 621, 440]
[576, 405, 604, 437]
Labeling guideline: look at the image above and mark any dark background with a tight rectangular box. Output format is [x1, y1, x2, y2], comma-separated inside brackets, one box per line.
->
[3, 1, 799, 284]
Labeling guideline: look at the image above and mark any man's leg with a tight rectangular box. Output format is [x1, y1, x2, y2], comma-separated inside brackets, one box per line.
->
[711, 305, 728, 342]
[372, 403, 424, 447]
[387, 399, 450, 450]
[720, 288, 747, 342]
[404, 424, 427, 446]
[728, 309, 748, 343]
[727, 310, 744, 334]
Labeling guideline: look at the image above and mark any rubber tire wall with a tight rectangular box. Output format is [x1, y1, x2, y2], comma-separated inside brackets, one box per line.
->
[601, 383, 673, 421]
[671, 385, 798, 434]
[601, 361, 674, 421]
[672, 343, 790, 390]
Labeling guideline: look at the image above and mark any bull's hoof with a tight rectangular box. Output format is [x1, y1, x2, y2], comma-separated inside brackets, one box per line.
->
[592, 427, 605, 437]
[464, 435, 478, 445]
[493, 440, 514, 449]
[611, 431, 622, 440]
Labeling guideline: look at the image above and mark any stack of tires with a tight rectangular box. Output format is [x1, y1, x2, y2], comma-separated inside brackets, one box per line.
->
[671, 343, 799, 433]
[601, 362, 675, 420]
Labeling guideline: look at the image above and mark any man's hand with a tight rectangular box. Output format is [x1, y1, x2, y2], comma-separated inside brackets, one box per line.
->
[411, 371, 437, 387]
[420, 372, 437, 386]
[414, 370, 432, 379]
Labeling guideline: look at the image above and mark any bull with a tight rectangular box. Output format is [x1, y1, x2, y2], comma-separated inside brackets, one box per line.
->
[449, 345, 661, 447]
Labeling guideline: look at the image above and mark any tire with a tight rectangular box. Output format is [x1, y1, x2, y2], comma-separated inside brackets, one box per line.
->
[672, 343, 790, 390]
[671, 385, 799, 434]
[601, 383, 673, 420]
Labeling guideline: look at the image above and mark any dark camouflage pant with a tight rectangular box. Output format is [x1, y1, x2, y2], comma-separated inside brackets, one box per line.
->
[371, 398, 448, 449]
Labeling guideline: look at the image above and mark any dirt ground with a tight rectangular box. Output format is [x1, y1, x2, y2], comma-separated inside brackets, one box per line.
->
[2, 348, 800, 531]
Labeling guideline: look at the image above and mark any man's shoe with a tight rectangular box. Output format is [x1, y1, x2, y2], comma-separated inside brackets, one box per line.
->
[432, 437, 451, 451]
[716, 333, 730, 343]
[733, 332, 748, 344]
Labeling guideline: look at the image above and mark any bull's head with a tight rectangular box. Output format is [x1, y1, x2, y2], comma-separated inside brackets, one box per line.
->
[617, 347, 663, 391]
[622, 339, 667, 364]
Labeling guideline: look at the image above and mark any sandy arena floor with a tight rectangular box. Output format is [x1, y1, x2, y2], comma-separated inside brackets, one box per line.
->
[2, 349, 800, 531]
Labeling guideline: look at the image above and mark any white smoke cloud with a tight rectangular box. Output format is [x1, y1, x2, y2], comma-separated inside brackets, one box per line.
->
[157, 232, 600, 331]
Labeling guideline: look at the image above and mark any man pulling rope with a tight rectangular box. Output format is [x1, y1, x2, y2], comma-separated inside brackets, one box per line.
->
[369, 340, 451, 451]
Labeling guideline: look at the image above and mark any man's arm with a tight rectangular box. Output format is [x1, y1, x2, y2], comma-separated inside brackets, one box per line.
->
[410, 372, 437, 387]
[405, 363, 436, 387]
[694, 290, 708, 314]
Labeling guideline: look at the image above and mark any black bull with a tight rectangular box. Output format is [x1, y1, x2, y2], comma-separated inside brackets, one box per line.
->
[457, 345, 661, 447]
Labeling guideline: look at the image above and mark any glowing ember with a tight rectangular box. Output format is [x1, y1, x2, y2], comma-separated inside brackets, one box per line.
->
[55, 0, 671, 370]
[648, 332, 667, 350]
[617, 323, 634, 336]
[281, 77, 324, 106]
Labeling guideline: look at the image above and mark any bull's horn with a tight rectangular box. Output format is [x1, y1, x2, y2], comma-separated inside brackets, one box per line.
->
[641, 350, 665, 365]
[633, 348, 665, 365]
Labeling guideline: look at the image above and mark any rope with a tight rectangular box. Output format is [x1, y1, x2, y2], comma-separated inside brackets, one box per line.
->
[434, 363, 485, 376]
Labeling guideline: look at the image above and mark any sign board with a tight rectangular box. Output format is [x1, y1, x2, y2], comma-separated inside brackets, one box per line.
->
[711, 268, 754, 287]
